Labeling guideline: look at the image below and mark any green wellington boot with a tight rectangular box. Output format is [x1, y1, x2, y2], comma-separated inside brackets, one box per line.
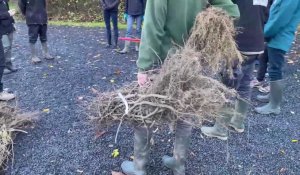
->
[162, 120, 192, 175]
[228, 99, 249, 133]
[42, 42, 54, 60]
[121, 126, 151, 175]
[200, 114, 230, 141]
[255, 80, 283, 115]
[118, 41, 130, 54]
[30, 43, 41, 63]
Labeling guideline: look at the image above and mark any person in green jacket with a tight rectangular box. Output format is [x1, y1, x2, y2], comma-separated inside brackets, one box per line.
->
[121, 1, 239, 175]
[255, 0, 300, 115]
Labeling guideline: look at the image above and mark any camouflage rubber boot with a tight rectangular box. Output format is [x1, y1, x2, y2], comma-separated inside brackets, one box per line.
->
[255, 80, 283, 115]
[121, 126, 151, 175]
[41, 42, 54, 60]
[228, 99, 249, 133]
[162, 120, 192, 175]
[30, 43, 41, 64]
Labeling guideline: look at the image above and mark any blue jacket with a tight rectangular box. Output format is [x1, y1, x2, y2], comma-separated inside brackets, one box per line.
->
[265, 0, 300, 52]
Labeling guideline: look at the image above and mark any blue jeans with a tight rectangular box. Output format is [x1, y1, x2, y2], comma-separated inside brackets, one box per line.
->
[104, 10, 119, 45]
[221, 55, 257, 100]
[126, 15, 143, 38]
[268, 47, 286, 81]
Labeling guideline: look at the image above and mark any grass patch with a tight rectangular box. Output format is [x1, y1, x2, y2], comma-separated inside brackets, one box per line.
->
[8, 1, 17, 10]
[49, 21, 127, 29]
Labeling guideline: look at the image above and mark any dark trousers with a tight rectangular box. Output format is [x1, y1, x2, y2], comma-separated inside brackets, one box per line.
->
[268, 47, 286, 81]
[221, 55, 257, 100]
[257, 46, 269, 82]
[28, 24, 48, 44]
[103, 10, 118, 45]
[0, 35, 5, 92]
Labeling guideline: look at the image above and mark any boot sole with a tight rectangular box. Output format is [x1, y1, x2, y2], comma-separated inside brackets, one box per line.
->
[228, 124, 244, 133]
[201, 131, 228, 141]
[254, 108, 280, 115]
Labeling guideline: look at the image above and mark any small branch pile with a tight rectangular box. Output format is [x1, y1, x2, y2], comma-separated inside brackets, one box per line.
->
[90, 8, 243, 128]
[0, 103, 35, 168]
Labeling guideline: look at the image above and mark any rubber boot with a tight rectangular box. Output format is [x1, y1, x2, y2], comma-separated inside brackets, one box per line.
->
[200, 114, 230, 141]
[30, 43, 41, 64]
[255, 80, 283, 115]
[4, 47, 18, 74]
[228, 99, 249, 133]
[118, 41, 130, 54]
[135, 43, 139, 52]
[0, 90, 15, 101]
[256, 93, 269, 103]
[162, 120, 192, 175]
[41, 42, 54, 60]
[121, 126, 151, 175]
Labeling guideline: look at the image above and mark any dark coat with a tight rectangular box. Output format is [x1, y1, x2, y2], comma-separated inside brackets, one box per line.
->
[0, 0, 14, 35]
[101, 0, 120, 12]
[18, 0, 48, 24]
[125, 0, 146, 16]
[233, 0, 268, 53]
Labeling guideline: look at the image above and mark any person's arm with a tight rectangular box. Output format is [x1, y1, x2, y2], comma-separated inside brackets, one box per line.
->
[107, 0, 120, 10]
[209, 0, 240, 18]
[0, 10, 10, 20]
[125, 0, 128, 14]
[264, 0, 298, 38]
[137, 0, 167, 71]
[18, 0, 26, 16]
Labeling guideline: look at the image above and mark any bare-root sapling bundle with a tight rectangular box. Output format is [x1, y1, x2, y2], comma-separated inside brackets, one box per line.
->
[0, 103, 35, 168]
[89, 7, 243, 130]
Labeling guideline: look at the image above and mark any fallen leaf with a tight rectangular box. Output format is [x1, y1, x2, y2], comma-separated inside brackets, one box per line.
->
[291, 139, 298, 143]
[290, 111, 295, 114]
[43, 108, 50, 113]
[279, 168, 287, 174]
[94, 131, 106, 140]
[287, 59, 294, 64]
[93, 54, 101, 58]
[279, 150, 285, 155]
[112, 171, 125, 175]
[115, 68, 121, 75]
[76, 169, 84, 173]
[90, 88, 98, 94]
[112, 149, 120, 158]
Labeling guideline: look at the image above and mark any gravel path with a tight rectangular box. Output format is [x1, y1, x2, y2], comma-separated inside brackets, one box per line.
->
[3, 23, 300, 175]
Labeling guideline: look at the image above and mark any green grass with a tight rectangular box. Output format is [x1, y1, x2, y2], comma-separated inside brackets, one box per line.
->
[8, 1, 17, 10]
[49, 21, 127, 29]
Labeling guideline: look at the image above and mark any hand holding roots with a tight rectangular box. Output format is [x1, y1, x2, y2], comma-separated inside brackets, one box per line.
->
[89, 8, 243, 128]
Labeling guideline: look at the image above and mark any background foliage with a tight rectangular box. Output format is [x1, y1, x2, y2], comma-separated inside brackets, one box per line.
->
[12, 0, 126, 22]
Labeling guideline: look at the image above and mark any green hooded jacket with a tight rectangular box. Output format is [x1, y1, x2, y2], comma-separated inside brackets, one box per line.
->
[137, 0, 240, 71]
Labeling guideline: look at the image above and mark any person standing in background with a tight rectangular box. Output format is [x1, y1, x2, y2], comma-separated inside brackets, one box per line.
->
[118, 0, 146, 54]
[255, 0, 300, 115]
[101, 0, 120, 49]
[1, 0, 18, 74]
[0, 0, 16, 100]
[18, 0, 54, 64]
